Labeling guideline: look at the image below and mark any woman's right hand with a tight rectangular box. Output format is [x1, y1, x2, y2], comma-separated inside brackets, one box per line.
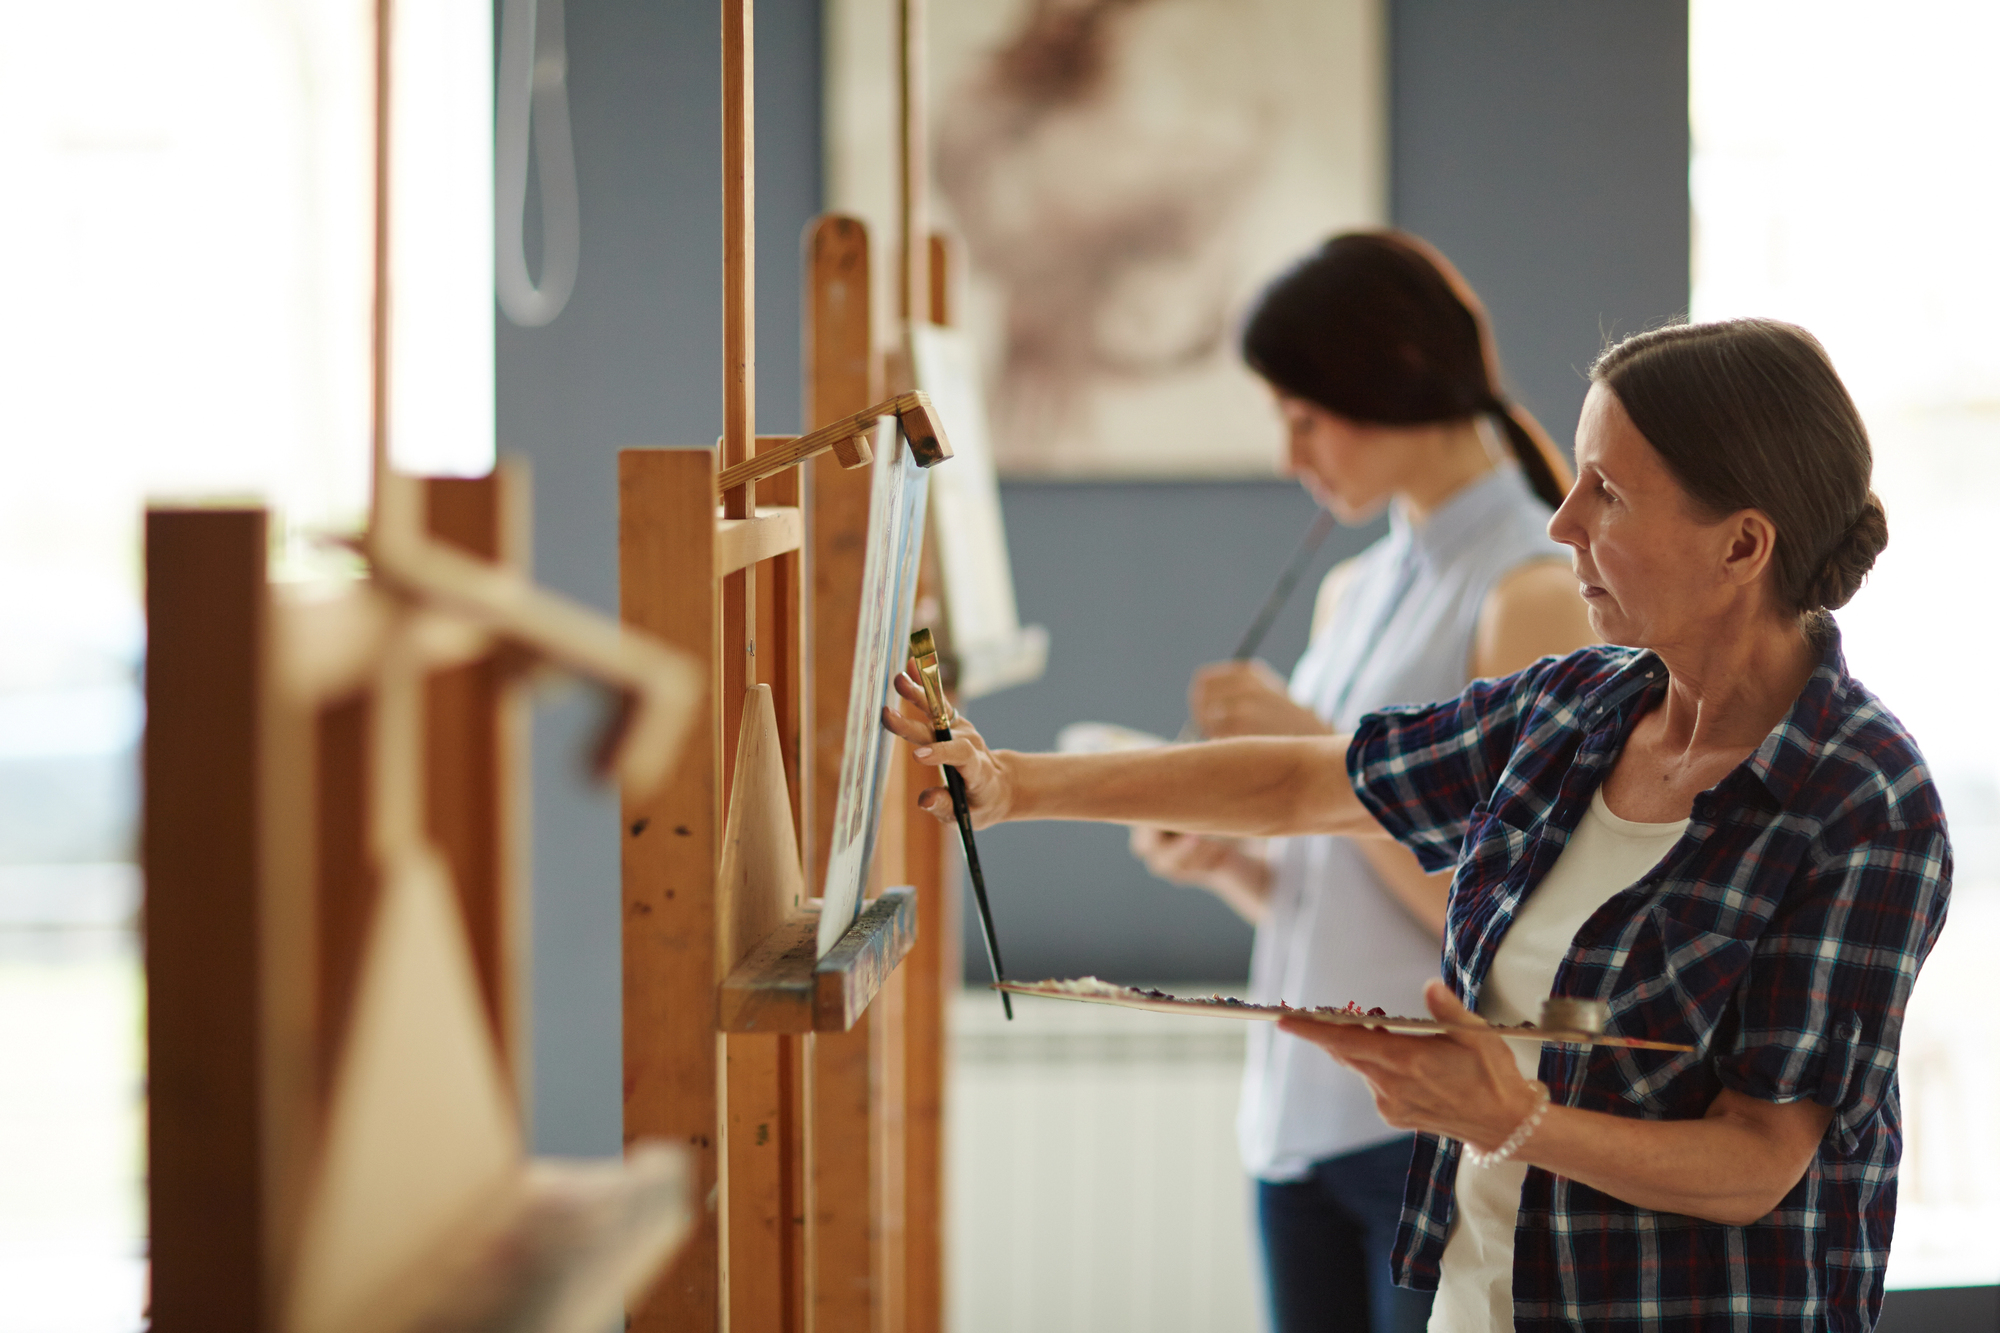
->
[882, 671, 1014, 828]
[1130, 825, 1240, 888]
[1189, 659, 1329, 738]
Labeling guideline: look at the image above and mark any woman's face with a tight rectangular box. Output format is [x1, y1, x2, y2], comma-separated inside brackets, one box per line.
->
[1274, 392, 1407, 523]
[1548, 384, 1768, 649]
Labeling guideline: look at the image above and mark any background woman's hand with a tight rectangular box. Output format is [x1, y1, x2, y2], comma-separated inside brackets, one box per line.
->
[1189, 659, 1329, 738]
[1276, 979, 1543, 1151]
[1128, 826, 1273, 924]
[882, 671, 1013, 827]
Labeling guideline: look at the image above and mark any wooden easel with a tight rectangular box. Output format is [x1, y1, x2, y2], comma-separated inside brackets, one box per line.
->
[142, 0, 705, 1325]
[616, 3, 968, 1331]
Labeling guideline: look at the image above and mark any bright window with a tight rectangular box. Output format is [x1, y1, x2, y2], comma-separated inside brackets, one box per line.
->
[1693, 0, 2000, 1290]
[0, 2, 491, 1324]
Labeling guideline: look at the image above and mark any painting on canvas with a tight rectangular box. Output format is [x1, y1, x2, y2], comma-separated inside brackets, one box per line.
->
[816, 420, 932, 958]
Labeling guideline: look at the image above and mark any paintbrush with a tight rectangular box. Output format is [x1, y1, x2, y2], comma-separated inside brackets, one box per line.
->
[910, 627, 1012, 1019]
[1176, 509, 1338, 741]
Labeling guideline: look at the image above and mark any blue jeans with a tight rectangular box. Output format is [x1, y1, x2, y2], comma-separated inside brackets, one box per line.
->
[1256, 1137, 1434, 1333]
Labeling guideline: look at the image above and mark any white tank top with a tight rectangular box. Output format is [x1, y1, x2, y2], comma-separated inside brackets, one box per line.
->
[1239, 466, 1566, 1178]
[1427, 787, 1688, 1332]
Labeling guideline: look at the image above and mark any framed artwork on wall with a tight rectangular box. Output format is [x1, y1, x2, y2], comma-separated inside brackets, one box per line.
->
[828, 0, 1387, 477]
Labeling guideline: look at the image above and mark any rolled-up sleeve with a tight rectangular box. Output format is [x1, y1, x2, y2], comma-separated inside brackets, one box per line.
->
[1345, 659, 1559, 873]
[1714, 822, 1951, 1154]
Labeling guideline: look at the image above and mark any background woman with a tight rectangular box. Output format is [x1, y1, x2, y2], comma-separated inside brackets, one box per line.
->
[888, 318, 1945, 1332]
[1127, 231, 1592, 1333]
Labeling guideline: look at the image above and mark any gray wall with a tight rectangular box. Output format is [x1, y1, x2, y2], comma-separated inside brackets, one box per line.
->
[1391, 0, 1691, 452]
[965, 0, 1690, 984]
[497, 0, 821, 1155]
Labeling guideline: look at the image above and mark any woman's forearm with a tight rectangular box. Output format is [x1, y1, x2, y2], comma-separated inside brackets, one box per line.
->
[1281, 988, 1832, 1230]
[999, 735, 1382, 839]
[1517, 1092, 1832, 1226]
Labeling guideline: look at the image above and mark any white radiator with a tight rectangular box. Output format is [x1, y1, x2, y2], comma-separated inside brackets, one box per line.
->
[947, 988, 1262, 1333]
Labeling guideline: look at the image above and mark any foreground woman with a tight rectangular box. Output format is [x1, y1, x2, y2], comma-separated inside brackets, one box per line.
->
[886, 319, 1948, 1332]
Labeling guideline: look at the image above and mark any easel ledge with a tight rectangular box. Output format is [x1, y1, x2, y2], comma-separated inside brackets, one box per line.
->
[719, 889, 918, 1033]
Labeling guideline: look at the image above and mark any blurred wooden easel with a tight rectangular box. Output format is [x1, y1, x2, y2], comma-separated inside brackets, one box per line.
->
[142, 2, 703, 1328]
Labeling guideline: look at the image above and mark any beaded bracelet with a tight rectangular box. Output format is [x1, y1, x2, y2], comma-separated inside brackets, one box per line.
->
[1461, 1081, 1551, 1169]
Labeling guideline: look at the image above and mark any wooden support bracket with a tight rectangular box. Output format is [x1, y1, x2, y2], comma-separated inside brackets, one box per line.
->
[714, 506, 803, 578]
[713, 390, 954, 497]
[716, 889, 918, 1035]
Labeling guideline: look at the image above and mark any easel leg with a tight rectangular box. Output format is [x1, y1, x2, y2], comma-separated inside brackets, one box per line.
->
[900, 750, 955, 1333]
[621, 449, 722, 1333]
[727, 1034, 790, 1332]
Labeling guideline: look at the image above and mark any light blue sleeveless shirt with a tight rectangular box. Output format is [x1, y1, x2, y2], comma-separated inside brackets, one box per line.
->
[1239, 466, 1566, 1179]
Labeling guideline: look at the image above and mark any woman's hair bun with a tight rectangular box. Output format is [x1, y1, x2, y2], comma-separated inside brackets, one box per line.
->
[1809, 491, 1888, 611]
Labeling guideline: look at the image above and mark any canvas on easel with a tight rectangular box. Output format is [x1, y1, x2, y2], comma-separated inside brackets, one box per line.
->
[909, 322, 1048, 699]
[817, 415, 932, 957]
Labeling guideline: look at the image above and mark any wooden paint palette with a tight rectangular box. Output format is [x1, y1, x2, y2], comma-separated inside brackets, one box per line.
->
[997, 978, 1695, 1053]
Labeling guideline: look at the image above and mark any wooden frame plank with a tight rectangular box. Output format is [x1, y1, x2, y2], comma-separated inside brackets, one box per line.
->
[901, 230, 961, 1333]
[718, 506, 805, 578]
[621, 448, 723, 1333]
[144, 507, 271, 1333]
[896, 0, 928, 327]
[422, 469, 530, 1096]
[806, 214, 877, 892]
[721, 0, 755, 516]
[757, 465, 807, 850]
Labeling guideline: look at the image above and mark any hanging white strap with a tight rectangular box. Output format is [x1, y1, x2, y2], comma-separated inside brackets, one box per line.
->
[496, 0, 580, 327]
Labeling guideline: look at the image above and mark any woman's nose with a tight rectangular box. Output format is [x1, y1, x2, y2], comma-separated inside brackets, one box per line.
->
[1547, 495, 1583, 548]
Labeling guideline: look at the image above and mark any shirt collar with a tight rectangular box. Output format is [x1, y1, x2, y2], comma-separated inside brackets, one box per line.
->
[1583, 623, 1854, 808]
[1388, 466, 1541, 569]
[1740, 622, 1852, 806]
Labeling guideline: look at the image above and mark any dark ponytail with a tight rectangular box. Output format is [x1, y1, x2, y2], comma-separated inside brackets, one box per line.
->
[1241, 231, 1573, 511]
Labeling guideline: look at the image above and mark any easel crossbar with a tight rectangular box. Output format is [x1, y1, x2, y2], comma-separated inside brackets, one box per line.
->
[715, 506, 803, 577]
[712, 391, 950, 497]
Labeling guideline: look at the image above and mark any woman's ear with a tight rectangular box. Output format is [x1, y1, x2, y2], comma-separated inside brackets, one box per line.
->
[1720, 509, 1779, 590]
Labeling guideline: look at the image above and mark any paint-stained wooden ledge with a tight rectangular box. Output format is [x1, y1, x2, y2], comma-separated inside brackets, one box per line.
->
[718, 888, 917, 1033]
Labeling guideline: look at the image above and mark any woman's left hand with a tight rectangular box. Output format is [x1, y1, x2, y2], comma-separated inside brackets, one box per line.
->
[1277, 979, 1543, 1152]
[1188, 660, 1329, 739]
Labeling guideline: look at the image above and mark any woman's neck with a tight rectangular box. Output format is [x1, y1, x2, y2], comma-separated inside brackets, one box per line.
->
[1396, 419, 1498, 523]
[1648, 616, 1819, 758]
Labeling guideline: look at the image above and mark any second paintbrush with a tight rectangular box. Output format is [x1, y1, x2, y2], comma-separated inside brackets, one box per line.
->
[909, 627, 1013, 1019]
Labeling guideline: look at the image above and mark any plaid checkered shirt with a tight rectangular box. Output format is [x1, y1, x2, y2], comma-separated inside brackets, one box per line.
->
[1347, 627, 1951, 1332]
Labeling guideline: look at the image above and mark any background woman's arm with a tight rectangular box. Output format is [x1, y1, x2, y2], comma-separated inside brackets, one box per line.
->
[1351, 839, 1450, 935]
[1337, 558, 1588, 935]
[1472, 558, 1596, 679]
